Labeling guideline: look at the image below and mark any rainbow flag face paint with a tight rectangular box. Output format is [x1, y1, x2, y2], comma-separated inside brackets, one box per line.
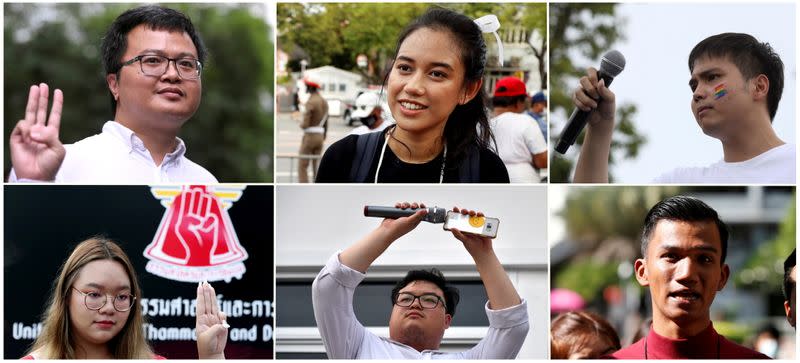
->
[714, 83, 728, 99]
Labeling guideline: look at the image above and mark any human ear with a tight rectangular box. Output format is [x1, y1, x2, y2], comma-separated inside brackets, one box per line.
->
[444, 314, 452, 329]
[751, 74, 769, 101]
[634, 258, 649, 287]
[717, 264, 730, 291]
[106, 73, 120, 101]
[460, 78, 483, 105]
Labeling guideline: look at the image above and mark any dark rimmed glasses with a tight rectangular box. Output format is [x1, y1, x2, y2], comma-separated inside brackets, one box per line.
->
[394, 292, 444, 309]
[72, 287, 136, 312]
[121, 54, 202, 80]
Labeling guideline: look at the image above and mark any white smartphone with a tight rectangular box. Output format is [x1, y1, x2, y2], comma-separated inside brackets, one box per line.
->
[443, 211, 499, 238]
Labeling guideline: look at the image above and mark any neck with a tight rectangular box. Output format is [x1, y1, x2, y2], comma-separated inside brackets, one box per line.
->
[74, 339, 113, 359]
[652, 313, 711, 339]
[115, 117, 179, 166]
[718, 115, 784, 162]
[388, 126, 445, 163]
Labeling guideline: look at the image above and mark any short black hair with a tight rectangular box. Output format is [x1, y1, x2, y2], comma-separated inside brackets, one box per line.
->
[784, 248, 796, 302]
[100, 6, 207, 112]
[492, 94, 527, 108]
[688, 33, 784, 121]
[391, 268, 460, 316]
[641, 196, 729, 263]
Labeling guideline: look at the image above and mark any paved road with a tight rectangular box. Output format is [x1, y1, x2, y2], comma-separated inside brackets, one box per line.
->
[275, 111, 359, 183]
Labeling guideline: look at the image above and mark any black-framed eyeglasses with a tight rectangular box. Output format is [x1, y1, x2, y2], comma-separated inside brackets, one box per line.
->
[121, 54, 202, 80]
[72, 287, 136, 312]
[394, 292, 444, 309]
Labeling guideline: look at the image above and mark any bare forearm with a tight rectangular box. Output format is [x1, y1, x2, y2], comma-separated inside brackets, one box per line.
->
[470, 249, 521, 310]
[573, 124, 612, 183]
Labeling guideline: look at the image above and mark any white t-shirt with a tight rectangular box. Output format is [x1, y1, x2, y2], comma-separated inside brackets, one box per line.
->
[653, 143, 795, 183]
[9, 121, 217, 183]
[311, 252, 530, 359]
[489, 112, 547, 183]
[349, 120, 393, 136]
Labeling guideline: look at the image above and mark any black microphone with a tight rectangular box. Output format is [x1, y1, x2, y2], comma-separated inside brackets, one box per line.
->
[363, 205, 447, 224]
[555, 50, 626, 154]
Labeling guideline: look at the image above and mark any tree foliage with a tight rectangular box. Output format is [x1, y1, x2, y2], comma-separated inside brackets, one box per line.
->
[277, 3, 547, 86]
[549, 4, 646, 182]
[735, 196, 796, 291]
[4, 3, 273, 181]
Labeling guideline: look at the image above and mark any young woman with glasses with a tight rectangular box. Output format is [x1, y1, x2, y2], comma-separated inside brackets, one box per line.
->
[22, 237, 228, 359]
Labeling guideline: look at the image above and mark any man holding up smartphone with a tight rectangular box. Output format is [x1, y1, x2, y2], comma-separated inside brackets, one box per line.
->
[311, 202, 528, 359]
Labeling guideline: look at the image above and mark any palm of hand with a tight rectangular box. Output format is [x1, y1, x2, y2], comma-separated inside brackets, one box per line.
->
[197, 312, 227, 355]
[11, 123, 65, 179]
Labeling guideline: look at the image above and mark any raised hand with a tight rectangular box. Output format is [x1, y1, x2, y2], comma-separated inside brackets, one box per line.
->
[9, 84, 65, 181]
[196, 281, 228, 359]
[449, 206, 493, 255]
[378, 202, 429, 242]
[573, 67, 616, 128]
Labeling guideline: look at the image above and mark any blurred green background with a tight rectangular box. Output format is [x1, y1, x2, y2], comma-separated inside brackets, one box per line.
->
[4, 3, 274, 182]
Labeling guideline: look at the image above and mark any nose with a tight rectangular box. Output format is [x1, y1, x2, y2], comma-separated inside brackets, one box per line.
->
[161, 59, 181, 82]
[98, 296, 116, 315]
[674, 257, 700, 286]
[692, 85, 706, 103]
[403, 71, 425, 96]
[409, 296, 424, 309]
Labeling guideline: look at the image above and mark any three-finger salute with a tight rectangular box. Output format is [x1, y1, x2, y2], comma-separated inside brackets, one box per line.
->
[9, 83, 65, 181]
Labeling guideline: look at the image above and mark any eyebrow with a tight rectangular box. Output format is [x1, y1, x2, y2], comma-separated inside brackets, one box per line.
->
[689, 67, 724, 86]
[658, 244, 719, 255]
[84, 282, 132, 291]
[138, 49, 198, 59]
[396, 55, 454, 72]
[400, 290, 441, 296]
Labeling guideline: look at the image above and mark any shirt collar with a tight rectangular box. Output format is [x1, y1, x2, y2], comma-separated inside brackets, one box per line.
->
[646, 322, 718, 359]
[102, 120, 187, 159]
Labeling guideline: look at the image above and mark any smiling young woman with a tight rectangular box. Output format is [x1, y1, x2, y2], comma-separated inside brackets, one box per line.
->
[23, 237, 228, 359]
[315, 7, 509, 183]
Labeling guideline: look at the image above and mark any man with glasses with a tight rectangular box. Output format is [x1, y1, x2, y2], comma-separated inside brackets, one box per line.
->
[8, 6, 216, 182]
[312, 203, 529, 359]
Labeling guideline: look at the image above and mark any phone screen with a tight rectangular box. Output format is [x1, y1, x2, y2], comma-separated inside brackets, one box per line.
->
[443, 211, 499, 238]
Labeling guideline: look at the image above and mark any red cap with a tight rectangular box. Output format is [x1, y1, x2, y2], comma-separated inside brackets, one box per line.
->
[303, 78, 321, 89]
[493, 77, 527, 97]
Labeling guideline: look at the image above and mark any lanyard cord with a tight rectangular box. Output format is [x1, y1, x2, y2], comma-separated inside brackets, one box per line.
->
[374, 134, 446, 183]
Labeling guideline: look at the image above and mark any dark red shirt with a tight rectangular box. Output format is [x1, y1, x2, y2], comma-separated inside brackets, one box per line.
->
[608, 323, 770, 359]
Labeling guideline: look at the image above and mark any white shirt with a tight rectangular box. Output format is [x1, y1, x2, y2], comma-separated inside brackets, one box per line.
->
[9, 121, 217, 183]
[653, 143, 795, 183]
[349, 120, 393, 136]
[311, 252, 529, 359]
[489, 112, 547, 183]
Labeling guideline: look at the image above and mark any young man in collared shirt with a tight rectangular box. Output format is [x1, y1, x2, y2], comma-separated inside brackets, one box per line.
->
[8, 6, 216, 183]
[312, 202, 529, 359]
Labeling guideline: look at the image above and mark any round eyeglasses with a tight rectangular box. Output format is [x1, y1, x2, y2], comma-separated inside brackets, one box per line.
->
[72, 287, 136, 312]
[121, 54, 202, 80]
[394, 292, 444, 309]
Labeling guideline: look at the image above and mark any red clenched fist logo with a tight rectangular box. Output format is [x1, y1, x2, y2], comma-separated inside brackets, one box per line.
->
[144, 185, 248, 282]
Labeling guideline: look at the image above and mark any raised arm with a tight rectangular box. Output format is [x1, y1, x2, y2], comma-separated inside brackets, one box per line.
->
[338, 202, 428, 273]
[196, 281, 228, 359]
[572, 67, 616, 183]
[449, 207, 520, 310]
[9, 83, 66, 181]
